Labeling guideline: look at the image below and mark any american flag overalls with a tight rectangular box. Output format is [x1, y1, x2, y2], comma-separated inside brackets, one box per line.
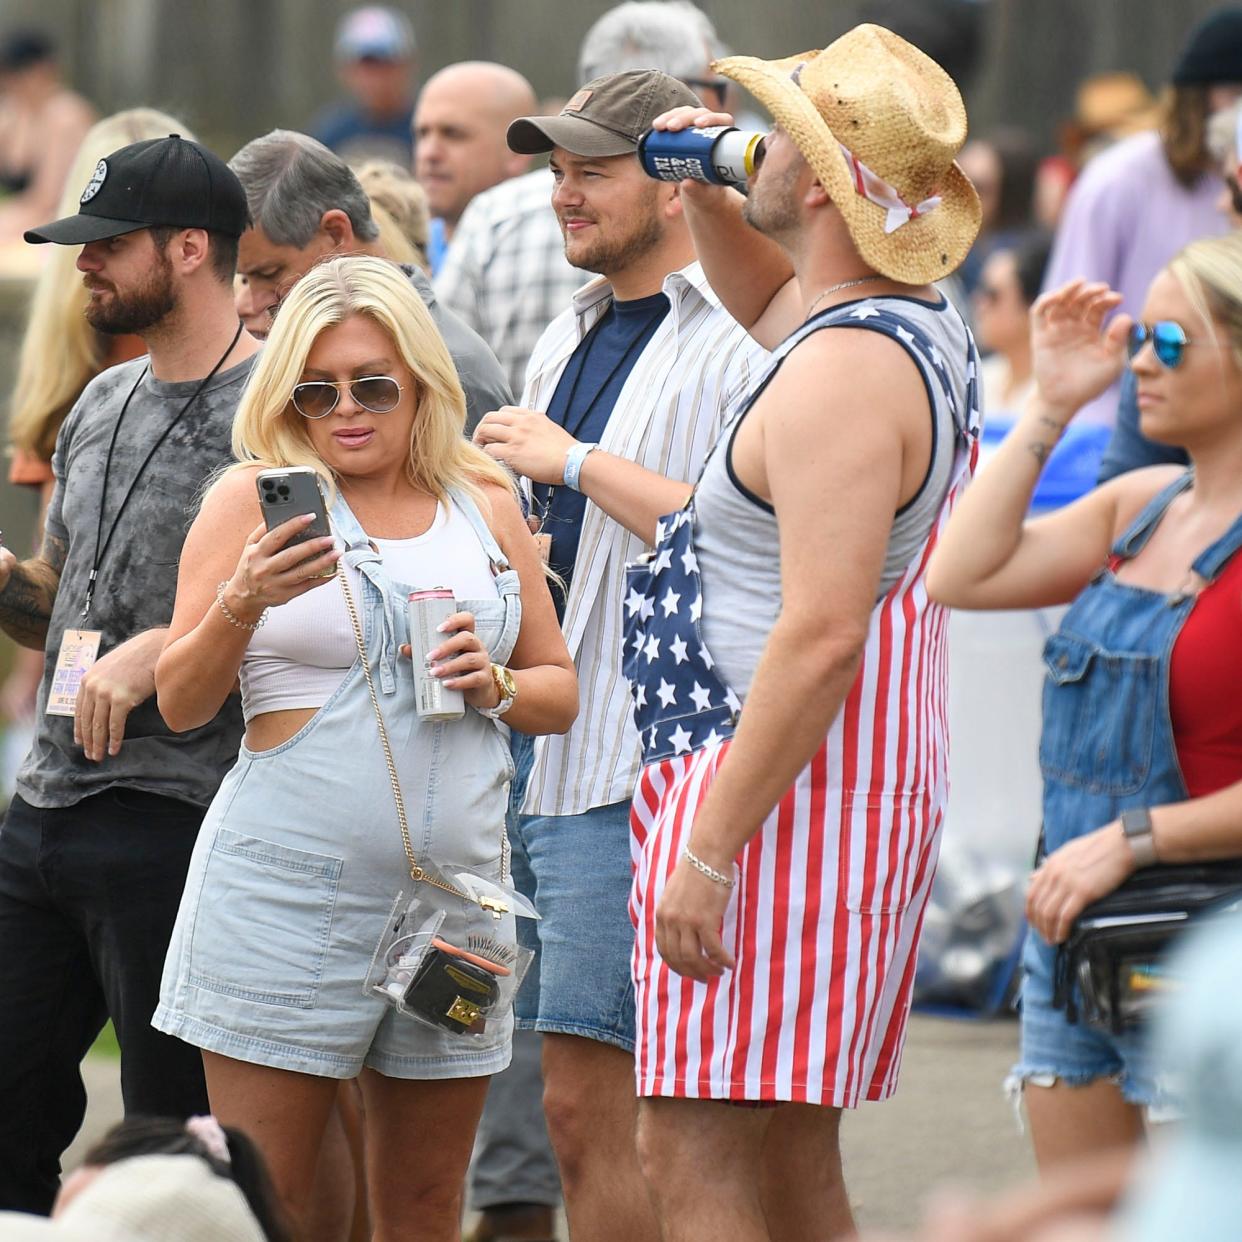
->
[622, 298, 981, 1104]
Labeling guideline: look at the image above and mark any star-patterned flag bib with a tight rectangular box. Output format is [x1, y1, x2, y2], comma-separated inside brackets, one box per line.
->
[622, 501, 742, 764]
[623, 296, 980, 769]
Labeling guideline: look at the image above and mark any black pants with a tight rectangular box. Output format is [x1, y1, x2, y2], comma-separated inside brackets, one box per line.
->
[0, 788, 210, 1213]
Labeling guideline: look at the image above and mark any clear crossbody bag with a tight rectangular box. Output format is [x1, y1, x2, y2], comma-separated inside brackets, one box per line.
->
[337, 567, 537, 1040]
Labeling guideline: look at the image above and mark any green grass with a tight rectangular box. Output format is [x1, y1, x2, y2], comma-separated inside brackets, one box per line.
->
[89, 1022, 120, 1059]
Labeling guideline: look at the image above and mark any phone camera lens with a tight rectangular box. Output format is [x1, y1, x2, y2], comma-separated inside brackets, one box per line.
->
[277, 485, 290, 497]
[261, 478, 275, 491]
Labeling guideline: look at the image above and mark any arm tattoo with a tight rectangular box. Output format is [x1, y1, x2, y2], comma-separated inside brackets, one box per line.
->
[1028, 441, 1053, 467]
[0, 531, 67, 649]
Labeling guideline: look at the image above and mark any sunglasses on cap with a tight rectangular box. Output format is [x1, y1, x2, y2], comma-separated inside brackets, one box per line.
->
[1126, 321, 1220, 370]
[291, 375, 404, 419]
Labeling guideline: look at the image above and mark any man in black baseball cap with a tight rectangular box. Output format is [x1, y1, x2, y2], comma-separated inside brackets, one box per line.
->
[25, 132, 250, 246]
[22, 133, 249, 340]
[0, 134, 259, 1213]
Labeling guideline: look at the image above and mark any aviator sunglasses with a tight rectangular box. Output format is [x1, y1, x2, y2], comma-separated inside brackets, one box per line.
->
[291, 375, 404, 419]
[1125, 321, 1222, 370]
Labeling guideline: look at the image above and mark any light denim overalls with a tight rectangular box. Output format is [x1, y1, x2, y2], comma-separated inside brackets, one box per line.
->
[154, 488, 523, 1080]
[1014, 471, 1242, 1108]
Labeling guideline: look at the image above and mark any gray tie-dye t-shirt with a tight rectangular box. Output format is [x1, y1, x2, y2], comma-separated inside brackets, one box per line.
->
[17, 353, 257, 810]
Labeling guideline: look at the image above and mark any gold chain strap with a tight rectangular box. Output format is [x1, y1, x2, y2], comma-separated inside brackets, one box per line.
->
[336, 563, 471, 902]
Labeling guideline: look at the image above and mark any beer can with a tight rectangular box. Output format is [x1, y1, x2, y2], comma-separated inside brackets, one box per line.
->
[408, 589, 465, 721]
[637, 125, 766, 187]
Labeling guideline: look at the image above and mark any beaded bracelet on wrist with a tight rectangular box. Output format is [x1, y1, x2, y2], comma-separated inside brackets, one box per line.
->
[216, 581, 268, 631]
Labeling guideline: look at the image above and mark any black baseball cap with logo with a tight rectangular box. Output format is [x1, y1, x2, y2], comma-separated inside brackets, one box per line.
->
[24, 133, 250, 246]
[507, 69, 703, 158]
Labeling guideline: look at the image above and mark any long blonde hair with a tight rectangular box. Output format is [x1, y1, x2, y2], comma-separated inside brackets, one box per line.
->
[1168, 232, 1242, 372]
[7, 108, 193, 461]
[231, 255, 514, 507]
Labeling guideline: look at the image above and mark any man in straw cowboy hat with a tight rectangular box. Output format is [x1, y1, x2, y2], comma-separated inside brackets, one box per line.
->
[620, 24, 981, 1239]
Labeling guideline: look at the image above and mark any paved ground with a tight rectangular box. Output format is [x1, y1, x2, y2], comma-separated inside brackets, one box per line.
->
[70, 1013, 1032, 1236]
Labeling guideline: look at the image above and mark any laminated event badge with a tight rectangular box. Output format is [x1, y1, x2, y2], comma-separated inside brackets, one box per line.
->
[47, 627, 102, 717]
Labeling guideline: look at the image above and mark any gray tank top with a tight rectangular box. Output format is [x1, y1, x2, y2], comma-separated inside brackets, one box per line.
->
[695, 294, 977, 699]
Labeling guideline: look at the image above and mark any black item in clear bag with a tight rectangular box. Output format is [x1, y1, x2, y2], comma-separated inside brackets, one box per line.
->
[367, 870, 537, 1040]
[1052, 862, 1242, 1034]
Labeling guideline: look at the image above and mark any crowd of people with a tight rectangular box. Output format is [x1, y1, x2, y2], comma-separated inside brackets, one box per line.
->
[1, 2, 1242, 1241]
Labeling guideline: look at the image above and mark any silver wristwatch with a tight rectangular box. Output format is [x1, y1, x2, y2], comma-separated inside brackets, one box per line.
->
[1120, 807, 1158, 869]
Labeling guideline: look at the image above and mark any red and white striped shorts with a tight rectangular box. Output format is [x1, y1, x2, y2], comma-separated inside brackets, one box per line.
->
[629, 737, 941, 1106]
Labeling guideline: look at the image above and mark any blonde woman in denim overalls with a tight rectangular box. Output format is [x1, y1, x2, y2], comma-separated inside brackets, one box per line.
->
[930, 234, 1242, 1177]
[151, 257, 576, 1239]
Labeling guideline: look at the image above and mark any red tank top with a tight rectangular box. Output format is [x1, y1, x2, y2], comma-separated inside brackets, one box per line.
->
[1168, 550, 1242, 797]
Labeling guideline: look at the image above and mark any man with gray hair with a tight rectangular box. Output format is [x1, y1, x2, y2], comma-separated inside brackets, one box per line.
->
[577, 0, 727, 105]
[231, 128, 510, 432]
[436, 0, 725, 396]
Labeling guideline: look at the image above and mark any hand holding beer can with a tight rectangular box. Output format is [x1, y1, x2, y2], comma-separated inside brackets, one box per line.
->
[638, 125, 767, 187]
[408, 589, 465, 721]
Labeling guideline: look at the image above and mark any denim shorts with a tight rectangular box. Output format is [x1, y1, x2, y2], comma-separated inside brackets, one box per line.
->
[510, 795, 637, 1053]
[1010, 928, 1174, 1112]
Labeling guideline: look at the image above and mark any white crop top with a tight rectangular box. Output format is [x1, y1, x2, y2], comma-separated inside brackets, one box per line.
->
[240, 500, 501, 723]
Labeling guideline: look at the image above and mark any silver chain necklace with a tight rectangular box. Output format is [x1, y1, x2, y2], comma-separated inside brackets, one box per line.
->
[805, 275, 885, 320]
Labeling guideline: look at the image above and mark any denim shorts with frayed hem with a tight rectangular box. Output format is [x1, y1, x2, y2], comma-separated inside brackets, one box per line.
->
[510, 799, 637, 1054]
[1011, 928, 1176, 1112]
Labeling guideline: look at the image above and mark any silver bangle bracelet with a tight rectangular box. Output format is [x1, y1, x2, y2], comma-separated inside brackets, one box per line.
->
[683, 845, 735, 888]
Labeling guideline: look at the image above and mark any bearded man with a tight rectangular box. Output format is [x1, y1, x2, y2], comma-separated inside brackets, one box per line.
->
[472, 70, 767, 1242]
[0, 134, 259, 1213]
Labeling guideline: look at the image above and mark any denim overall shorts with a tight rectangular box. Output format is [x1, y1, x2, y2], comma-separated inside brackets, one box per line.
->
[154, 488, 523, 1080]
[1014, 471, 1242, 1109]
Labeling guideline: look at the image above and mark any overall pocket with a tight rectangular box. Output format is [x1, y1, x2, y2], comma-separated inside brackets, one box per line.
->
[458, 596, 513, 668]
[838, 790, 930, 915]
[186, 828, 343, 1009]
[1039, 632, 1158, 796]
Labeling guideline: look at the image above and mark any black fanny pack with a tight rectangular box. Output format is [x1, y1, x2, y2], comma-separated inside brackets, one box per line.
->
[1052, 862, 1242, 1035]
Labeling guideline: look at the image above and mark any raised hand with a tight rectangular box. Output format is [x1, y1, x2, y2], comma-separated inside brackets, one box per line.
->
[650, 103, 735, 132]
[1030, 279, 1131, 419]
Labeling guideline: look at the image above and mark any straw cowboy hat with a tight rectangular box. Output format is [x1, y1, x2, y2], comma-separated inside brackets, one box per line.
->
[715, 23, 981, 285]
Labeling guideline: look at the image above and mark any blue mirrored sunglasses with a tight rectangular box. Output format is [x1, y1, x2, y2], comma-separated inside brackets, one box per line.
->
[1127, 321, 1192, 369]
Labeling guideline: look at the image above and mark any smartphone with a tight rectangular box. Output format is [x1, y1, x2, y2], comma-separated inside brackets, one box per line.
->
[256, 467, 333, 574]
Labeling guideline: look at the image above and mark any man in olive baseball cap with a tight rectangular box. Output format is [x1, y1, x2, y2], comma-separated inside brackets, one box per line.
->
[472, 65, 769, 1242]
[507, 67, 700, 158]
[25, 133, 250, 245]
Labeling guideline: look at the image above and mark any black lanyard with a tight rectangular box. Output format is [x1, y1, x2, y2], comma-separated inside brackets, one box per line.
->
[81, 321, 245, 620]
[534, 303, 661, 522]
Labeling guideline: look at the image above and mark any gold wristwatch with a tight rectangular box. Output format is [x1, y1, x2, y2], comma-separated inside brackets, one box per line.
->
[478, 663, 518, 719]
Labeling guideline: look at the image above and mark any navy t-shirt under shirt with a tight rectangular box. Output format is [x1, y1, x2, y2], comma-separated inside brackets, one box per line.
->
[535, 290, 670, 616]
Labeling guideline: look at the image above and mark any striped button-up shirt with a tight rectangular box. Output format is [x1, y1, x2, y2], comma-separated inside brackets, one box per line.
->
[521, 261, 767, 818]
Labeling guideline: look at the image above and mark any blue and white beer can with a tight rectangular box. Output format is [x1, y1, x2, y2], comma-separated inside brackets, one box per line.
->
[637, 125, 767, 187]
